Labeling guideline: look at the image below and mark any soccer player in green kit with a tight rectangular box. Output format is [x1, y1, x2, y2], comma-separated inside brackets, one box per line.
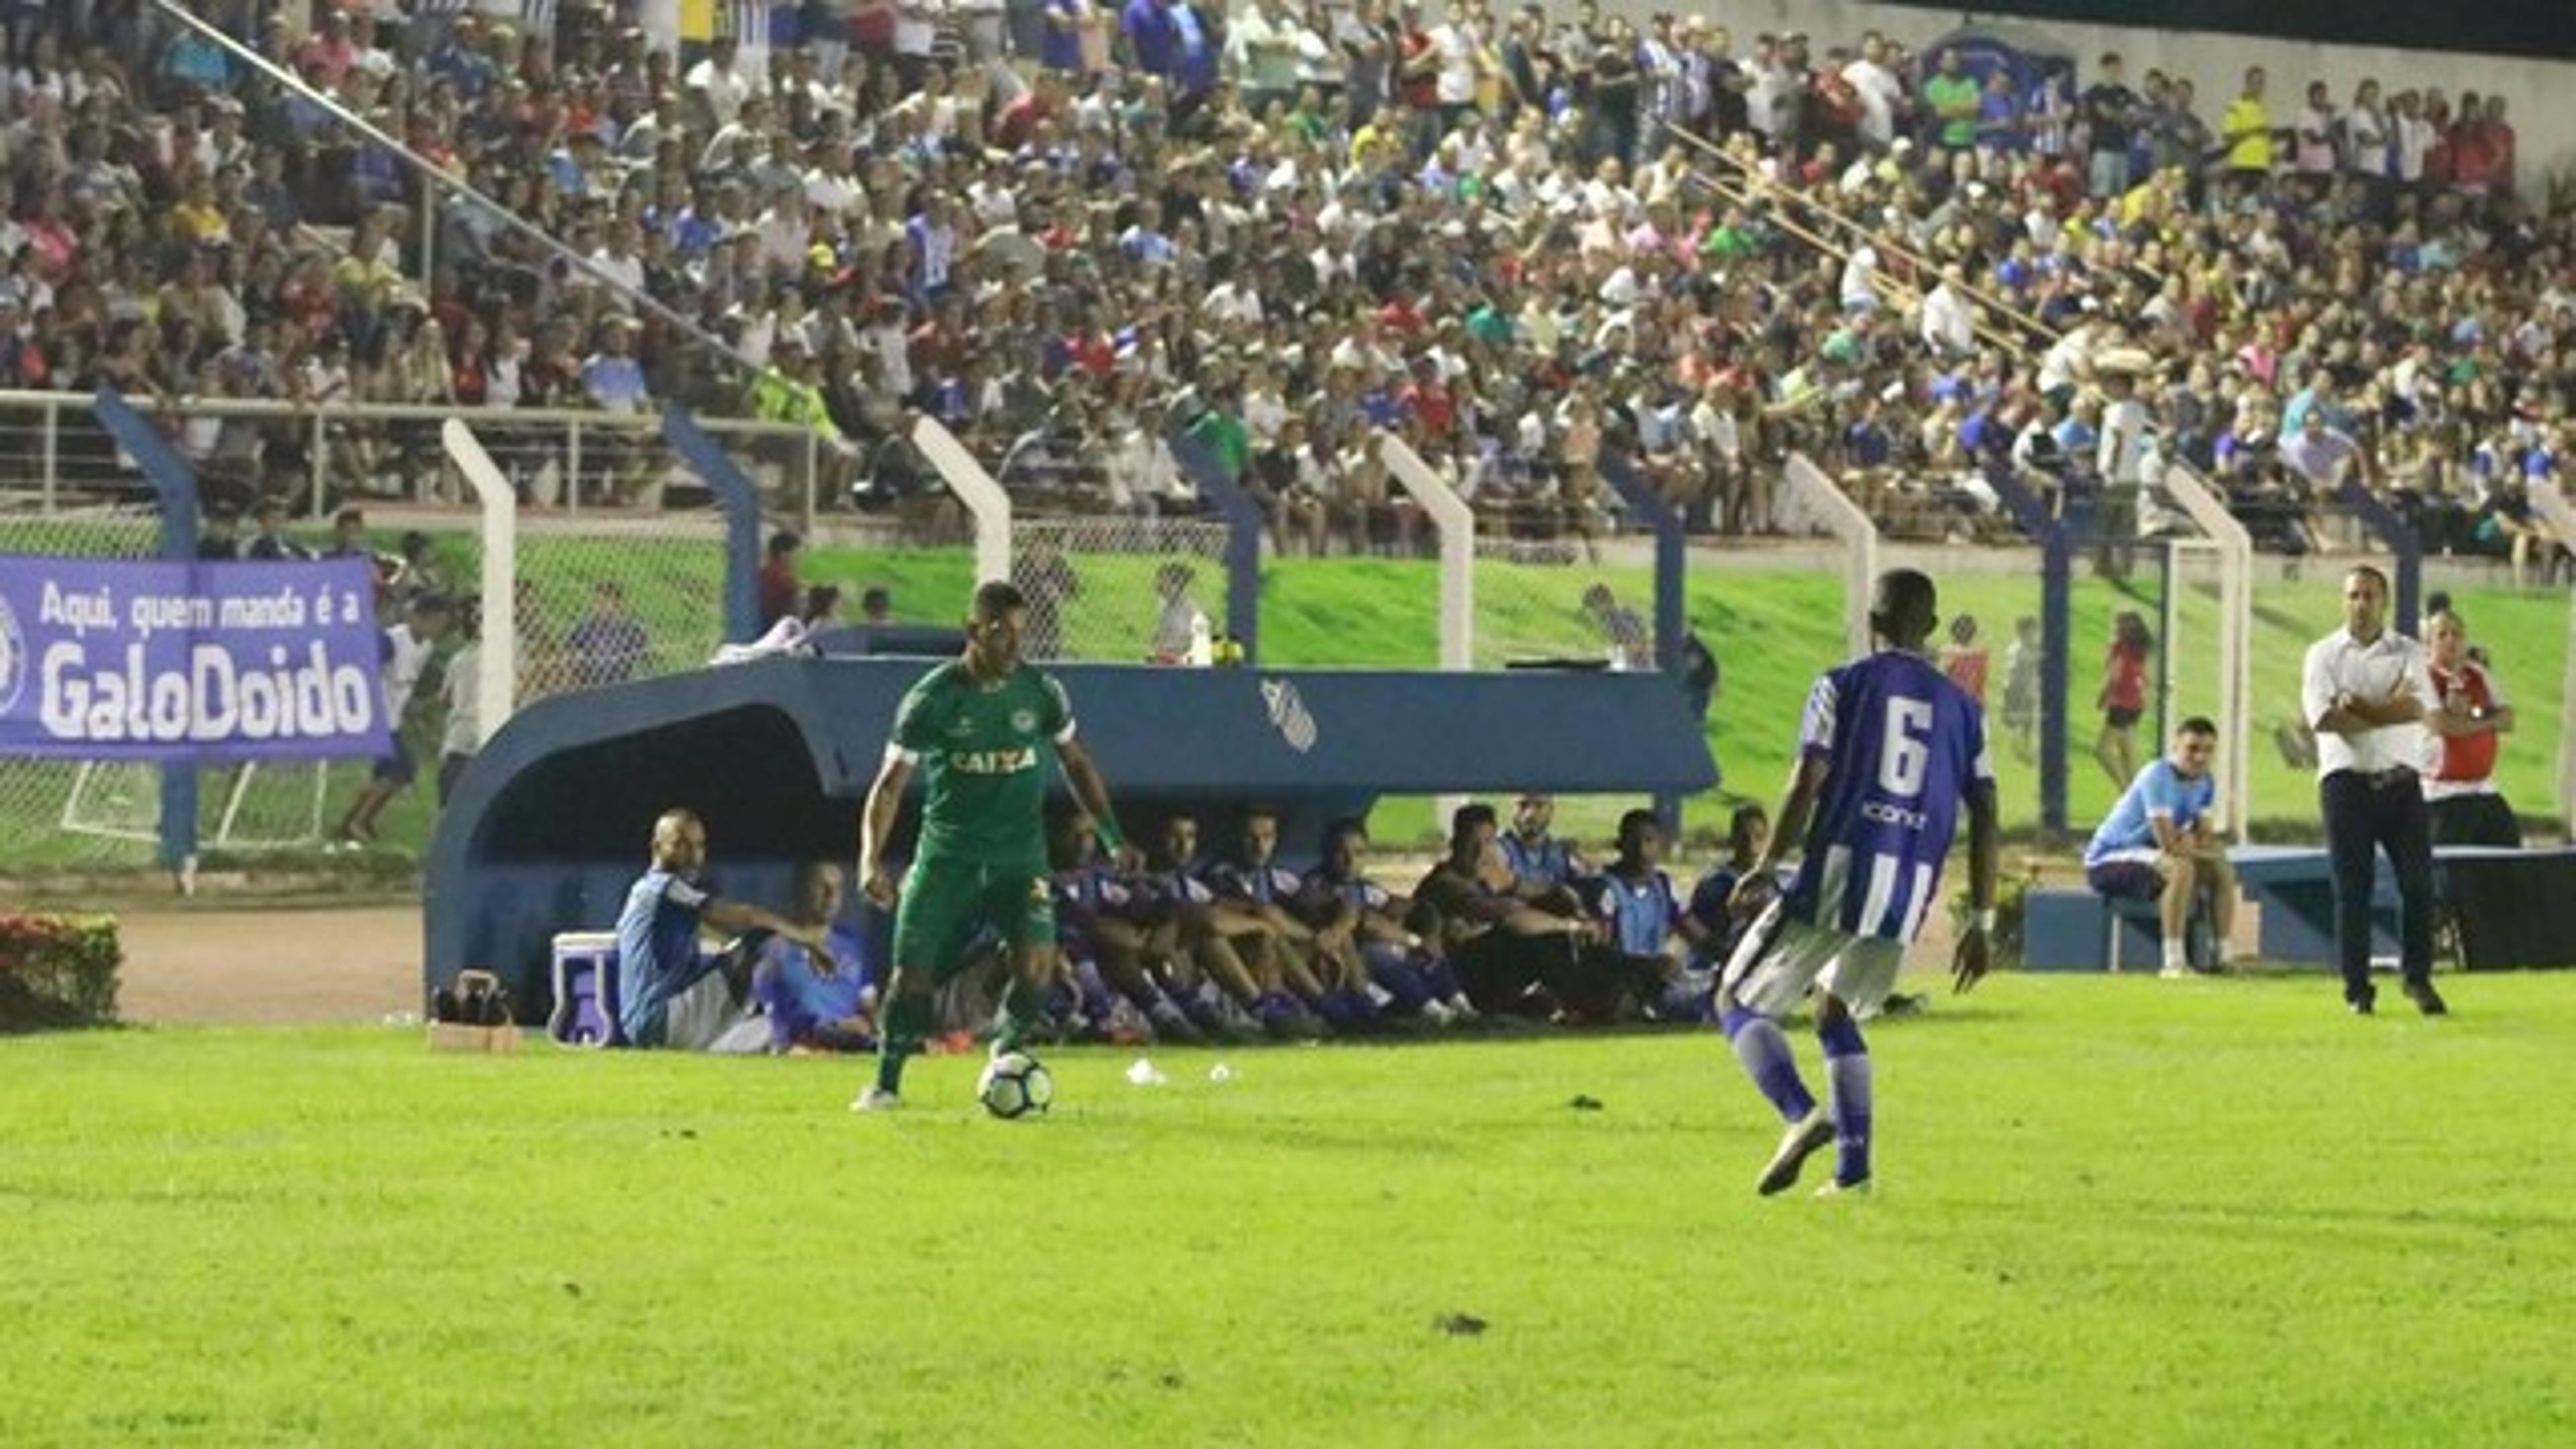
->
[851, 580, 1136, 1111]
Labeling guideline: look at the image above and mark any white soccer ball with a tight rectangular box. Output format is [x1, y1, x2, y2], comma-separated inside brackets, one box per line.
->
[978, 1051, 1055, 1120]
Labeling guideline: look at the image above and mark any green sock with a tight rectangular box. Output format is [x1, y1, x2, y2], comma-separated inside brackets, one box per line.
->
[994, 976, 1047, 1055]
[875, 994, 932, 1095]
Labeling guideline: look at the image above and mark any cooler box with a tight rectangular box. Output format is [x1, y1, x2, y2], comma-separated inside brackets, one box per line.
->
[550, 931, 622, 1048]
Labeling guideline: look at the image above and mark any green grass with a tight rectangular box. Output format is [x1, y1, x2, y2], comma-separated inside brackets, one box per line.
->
[3, 972, 2572, 1443]
[7, 535, 2564, 871]
[800, 549, 2568, 846]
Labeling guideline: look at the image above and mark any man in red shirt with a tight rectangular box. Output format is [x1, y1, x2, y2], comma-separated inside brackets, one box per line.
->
[758, 531, 804, 631]
[2420, 608, 2520, 846]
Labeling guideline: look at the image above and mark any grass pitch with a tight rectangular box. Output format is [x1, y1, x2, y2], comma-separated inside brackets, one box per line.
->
[3, 972, 2571, 1445]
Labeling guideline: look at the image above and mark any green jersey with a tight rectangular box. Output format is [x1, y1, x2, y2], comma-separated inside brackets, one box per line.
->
[888, 660, 1074, 865]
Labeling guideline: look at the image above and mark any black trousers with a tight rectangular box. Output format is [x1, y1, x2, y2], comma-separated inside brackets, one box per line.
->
[2430, 792, 2522, 849]
[2319, 768, 2436, 997]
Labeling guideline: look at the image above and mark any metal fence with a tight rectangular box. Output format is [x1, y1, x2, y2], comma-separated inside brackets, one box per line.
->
[0, 390, 825, 527]
[0, 392, 826, 873]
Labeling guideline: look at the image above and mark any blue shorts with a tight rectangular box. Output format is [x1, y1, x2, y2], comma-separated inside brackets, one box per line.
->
[373, 740, 417, 786]
[2086, 853, 2165, 901]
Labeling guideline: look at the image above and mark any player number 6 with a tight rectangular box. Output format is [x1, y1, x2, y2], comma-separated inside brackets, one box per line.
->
[1878, 697, 1934, 799]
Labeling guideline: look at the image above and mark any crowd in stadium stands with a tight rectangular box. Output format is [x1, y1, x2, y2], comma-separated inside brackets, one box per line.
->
[4, 1, 2573, 564]
[742, 794, 1810, 1054]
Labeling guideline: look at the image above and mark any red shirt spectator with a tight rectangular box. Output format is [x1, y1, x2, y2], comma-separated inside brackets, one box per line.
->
[758, 533, 804, 628]
[2102, 637, 2148, 716]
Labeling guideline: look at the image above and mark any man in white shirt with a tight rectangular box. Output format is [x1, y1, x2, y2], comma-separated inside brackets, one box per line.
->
[337, 592, 455, 847]
[2300, 565, 2447, 1015]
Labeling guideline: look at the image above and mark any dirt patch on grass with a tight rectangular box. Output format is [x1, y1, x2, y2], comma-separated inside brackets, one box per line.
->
[111, 905, 421, 1026]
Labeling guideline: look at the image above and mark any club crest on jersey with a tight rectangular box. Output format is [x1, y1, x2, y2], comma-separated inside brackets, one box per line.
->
[1010, 707, 1037, 734]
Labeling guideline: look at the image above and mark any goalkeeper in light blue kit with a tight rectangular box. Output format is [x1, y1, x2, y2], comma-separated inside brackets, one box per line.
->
[851, 580, 1134, 1111]
[1717, 569, 2000, 1196]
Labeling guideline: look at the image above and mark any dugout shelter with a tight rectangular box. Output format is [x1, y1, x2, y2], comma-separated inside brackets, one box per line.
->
[425, 657, 1718, 1017]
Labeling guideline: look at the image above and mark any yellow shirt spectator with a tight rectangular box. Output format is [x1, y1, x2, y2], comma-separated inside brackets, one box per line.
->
[2222, 96, 2273, 172]
[171, 198, 228, 244]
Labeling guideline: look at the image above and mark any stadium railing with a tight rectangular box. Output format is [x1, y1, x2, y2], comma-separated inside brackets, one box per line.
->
[0, 390, 820, 525]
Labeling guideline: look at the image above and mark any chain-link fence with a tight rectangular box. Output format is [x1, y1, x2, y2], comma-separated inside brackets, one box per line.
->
[0, 502, 164, 871]
[1468, 533, 1662, 670]
[1012, 513, 1231, 663]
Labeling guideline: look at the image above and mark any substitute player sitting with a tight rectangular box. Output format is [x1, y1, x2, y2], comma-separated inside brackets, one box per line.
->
[2083, 716, 2238, 979]
[1717, 569, 1999, 1197]
[851, 581, 1136, 1112]
[751, 862, 879, 1053]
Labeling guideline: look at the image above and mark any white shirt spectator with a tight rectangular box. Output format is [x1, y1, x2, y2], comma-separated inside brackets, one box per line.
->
[1920, 281, 1974, 355]
[2098, 394, 2153, 483]
[686, 56, 753, 128]
[441, 639, 481, 759]
[1841, 56, 1903, 147]
[1838, 243, 1880, 311]
[2302, 627, 2438, 777]
[1432, 21, 1479, 106]
[383, 625, 435, 720]
[2395, 113, 2434, 182]
[2280, 425, 2364, 488]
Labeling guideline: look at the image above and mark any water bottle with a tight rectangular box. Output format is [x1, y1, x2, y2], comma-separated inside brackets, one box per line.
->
[1186, 610, 1214, 667]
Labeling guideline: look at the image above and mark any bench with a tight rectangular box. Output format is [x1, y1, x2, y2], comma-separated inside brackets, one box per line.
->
[2023, 888, 2167, 973]
[2026, 845, 2576, 971]
[2234, 845, 2576, 969]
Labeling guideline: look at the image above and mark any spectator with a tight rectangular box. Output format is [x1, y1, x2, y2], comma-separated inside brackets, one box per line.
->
[2096, 610, 2153, 790]
[2081, 52, 2137, 198]
[565, 579, 652, 688]
[436, 596, 482, 808]
[861, 586, 894, 623]
[335, 592, 453, 847]
[2000, 614, 2042, 761]
[197, 507, 241, 561]
[757, 529, 804, 629]
[1941, 614, 1988, 710]
[614, 808, 828, 1050]
[715, 583, 845, 664]
[1148, 560, 1207, 663]
[244, 498, 311, 561]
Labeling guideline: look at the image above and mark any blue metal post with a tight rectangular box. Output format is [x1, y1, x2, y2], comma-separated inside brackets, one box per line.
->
[92, 388, 202, 869]
[1597, 451, 1690, 832]
[1169, 431, 1265, 664]
[2335, 478, 2424, 634]
[1986, 465, 2074, 835]
[660, 404, 764, 643]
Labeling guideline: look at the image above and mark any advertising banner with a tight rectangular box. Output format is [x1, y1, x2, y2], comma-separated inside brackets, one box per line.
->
[0, 555, 393, 761]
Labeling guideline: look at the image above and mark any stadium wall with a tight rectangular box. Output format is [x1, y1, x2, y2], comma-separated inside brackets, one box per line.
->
[1635, 0, 2576, 184]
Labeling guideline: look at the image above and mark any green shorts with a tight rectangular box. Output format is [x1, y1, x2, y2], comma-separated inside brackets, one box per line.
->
[890, 855, 1057, 983]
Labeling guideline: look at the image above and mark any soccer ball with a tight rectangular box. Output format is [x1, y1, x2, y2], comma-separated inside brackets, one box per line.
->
[978, 1051, 1055, 1120]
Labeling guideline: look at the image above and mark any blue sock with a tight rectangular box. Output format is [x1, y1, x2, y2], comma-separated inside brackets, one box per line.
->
[1419, 957, 1465, 1001]
[1364, 945, 1434, 1011]
[1819, 1016, 1872, 1186]
[1721, 1004, 1816, 1124]
[1072, 961, 1116, 1024]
